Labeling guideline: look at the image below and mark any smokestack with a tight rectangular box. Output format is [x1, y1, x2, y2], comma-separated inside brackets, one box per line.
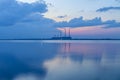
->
[69, 28, 71, 37]
[59, 31, 62, 38]
[64, 28, 67, 37]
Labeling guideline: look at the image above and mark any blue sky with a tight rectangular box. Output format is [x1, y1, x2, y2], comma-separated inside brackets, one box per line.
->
[0, 0, 120, 39]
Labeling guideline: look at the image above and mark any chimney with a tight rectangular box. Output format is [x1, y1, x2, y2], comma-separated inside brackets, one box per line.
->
[64, 28, 67, 37]
[69, 28, 71, 37]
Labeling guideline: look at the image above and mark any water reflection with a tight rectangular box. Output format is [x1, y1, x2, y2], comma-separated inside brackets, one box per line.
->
[0, 40, 120, 80]
[44, 42, 120, 80]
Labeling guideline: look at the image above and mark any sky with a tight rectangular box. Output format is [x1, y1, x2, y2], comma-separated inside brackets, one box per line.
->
[0, 0, 120, 39]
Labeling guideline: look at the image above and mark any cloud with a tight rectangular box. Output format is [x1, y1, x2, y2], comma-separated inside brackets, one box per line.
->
[14, 74, 42, 80]
[0, 0, 59, 38]
[0, 0, 119, 28]
[115, 0, 120, 3]
[16, 0, 40, 4]
[57, 15, 67, 18]
[96, 6, 120, 12]
[0, 0, 47, 26]
[54, 17, 120, 28]
[47, 3, 54, 7]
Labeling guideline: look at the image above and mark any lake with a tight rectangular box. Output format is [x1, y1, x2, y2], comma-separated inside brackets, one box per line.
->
[0, 40, 120, 80]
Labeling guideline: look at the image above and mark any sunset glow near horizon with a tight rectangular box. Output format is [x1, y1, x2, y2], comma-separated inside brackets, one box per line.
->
[0, 0, 120, 39]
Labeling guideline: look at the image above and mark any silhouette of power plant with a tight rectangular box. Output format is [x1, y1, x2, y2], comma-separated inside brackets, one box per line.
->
[51, 28, 72, 40]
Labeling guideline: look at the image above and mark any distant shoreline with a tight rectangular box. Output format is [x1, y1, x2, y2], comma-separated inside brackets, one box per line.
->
[0, 39, 120, 40]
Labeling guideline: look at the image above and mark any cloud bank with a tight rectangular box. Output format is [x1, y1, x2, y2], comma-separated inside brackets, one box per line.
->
[96, 6, 120, 12]
[54, 17, 120, 28]
[0, 0, 47, 26]
[0, 0, 58, 39]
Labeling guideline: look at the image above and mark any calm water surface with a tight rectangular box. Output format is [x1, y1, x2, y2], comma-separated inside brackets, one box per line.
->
[0, 40, 120, 80]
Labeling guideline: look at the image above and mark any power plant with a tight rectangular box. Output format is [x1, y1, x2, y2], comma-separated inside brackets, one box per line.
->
[51, 28, 72, 40]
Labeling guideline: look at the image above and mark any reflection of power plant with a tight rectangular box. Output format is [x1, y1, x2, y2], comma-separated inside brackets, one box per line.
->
[64, 43, 71, 54]
[51, 28, 72, 40]
[59, 43, 102, 63]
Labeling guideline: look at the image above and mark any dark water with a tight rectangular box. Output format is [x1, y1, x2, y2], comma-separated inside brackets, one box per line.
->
[0, 40, 120, 80]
